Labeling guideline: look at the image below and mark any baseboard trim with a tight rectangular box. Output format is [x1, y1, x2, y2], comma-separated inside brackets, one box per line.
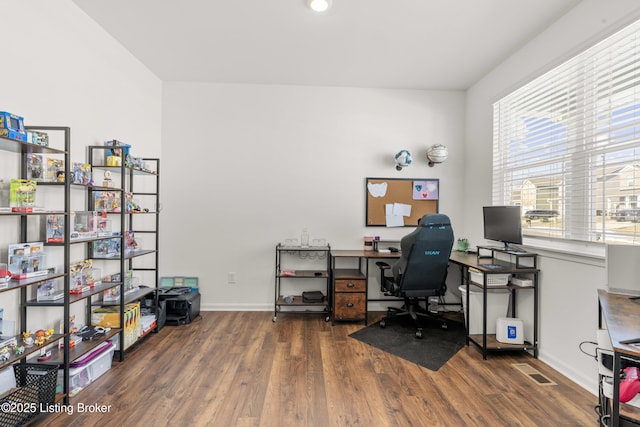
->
[201, 303, 272, 311]
[538, 349, 597, 396]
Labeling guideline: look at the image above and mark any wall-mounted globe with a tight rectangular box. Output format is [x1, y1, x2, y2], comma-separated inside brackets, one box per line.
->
[394, 150, 412, 171]
[427, 144, 448, 167]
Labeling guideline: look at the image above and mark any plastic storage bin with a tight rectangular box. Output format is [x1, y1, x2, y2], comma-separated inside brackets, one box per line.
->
[469, 270, 510, 287]
[58, 340, 115, 397]
[88, 342, 115, 381]
[58, 364, 91, 397]
[459, 285, 510, 334]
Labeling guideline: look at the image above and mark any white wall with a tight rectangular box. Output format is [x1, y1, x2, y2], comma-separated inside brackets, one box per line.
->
[464, 0, 640, 394]
[161, 83, 465, 310]
[0, 1, 162, 330]
[4, 0, 636, 401]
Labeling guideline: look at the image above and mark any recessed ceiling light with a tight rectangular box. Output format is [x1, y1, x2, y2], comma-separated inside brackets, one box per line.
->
[307, 0, 331, 12]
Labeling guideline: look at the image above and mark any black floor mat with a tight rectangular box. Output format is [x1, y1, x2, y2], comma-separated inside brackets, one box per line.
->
[348, 315, 466, 371]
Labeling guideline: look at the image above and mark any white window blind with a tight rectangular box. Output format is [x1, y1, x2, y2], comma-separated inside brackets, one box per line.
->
[493, 19, 640, 245]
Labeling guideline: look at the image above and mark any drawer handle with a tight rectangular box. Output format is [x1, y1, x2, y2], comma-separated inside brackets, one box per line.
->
[347, 303, 354, 307]
[347, 282, 355, 288]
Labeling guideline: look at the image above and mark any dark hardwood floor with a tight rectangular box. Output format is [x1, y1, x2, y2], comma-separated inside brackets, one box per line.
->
[36, 311, 600, 426]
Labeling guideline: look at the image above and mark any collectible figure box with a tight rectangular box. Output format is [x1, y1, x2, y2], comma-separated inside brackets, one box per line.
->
[37, 280, 64, 301]
[26, 130, 48, 146]
[43, 214, 64, 243]
[0, 112, 27, 142]
[105, 140, 130, 157]
[71, 163, 92, 185]
[92, 238, 121, 258]
[9, 179, 36, 212]
[69, 211, 97, 240]
[44, 212, 101, 243]
[69, 259, 100, 294]
[7, 242, 47, 279]
[94, 191, 121, 212]
[46, 158, 64, 182]
[105, 140, 131, 167]
[26, 154, 44, 181]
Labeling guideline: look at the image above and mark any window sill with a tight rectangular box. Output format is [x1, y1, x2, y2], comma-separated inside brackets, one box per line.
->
[519, 237, 606, 267]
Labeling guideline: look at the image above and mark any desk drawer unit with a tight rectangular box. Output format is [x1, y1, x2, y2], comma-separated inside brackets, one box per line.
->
[334, 279, 366, 293]
[333, 279, 366, 321]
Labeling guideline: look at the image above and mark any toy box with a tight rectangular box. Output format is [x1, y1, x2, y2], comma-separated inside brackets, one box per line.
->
[69, 259, 93, 294]
[9, 179, 36, 212]
[92, 303, 140, 350]
[26, 154, 45, 181]
[45, 212, 99, 243]
[26, 130, 48, 146]
[69, 211, 97, 240]
[92, 238, 121, 258]
[124, 230, 138, 254]
[96, 214, 113, 237]
[7, 242, 48, 279]
[96, 301, 141, 323]
[46, 158, 64, 182]
[101, 271, 141, 302]
[36, 280, 64, 302]
[0, 112, 27, 142]
[43, 214, 64, 243]
[71, 163, 92, 185]
[105, 140, 130, 157]
[93, 191, 120, 212]
[102, 286, 120, 303]
[105, 140, 130, 166]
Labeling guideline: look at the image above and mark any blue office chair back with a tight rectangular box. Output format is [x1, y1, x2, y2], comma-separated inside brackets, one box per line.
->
[398, 214, 454, 297]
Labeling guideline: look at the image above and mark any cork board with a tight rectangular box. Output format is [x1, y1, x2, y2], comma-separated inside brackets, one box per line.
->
[366, 177, 439, 227]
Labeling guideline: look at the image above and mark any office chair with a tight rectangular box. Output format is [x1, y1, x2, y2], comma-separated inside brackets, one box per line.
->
[376, 213, 454, 338]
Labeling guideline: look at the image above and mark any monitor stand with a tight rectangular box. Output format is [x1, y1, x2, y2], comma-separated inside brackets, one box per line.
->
[503, 243, 527, 255]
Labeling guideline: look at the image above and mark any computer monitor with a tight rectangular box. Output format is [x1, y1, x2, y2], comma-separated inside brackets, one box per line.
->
[606, 244, 640, 297]
[483, 206, 523, 250]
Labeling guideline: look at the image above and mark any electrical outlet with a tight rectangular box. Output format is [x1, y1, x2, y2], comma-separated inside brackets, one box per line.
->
[227, 272, 236, 284]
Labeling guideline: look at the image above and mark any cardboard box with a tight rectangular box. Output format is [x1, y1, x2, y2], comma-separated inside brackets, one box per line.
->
[92, 302, 140, 350]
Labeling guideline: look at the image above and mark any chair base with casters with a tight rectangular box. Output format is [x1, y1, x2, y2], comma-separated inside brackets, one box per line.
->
[376, 261, 448, 339]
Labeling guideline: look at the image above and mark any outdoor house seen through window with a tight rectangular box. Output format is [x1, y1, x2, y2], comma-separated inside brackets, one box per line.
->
[493, 19, 640, 245]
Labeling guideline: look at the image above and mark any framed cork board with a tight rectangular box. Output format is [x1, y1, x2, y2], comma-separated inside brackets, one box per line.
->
[366, 177, 439, 227]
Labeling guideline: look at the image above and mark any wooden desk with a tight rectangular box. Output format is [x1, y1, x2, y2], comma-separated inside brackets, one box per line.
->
[450, 248, 539, 359]
[598, 289, 640, 426]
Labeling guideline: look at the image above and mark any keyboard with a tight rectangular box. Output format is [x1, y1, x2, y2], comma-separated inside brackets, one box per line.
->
[478, 263, 507, 270]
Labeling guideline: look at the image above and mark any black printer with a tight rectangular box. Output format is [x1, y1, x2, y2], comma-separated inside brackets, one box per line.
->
[157, 287, 201, 325]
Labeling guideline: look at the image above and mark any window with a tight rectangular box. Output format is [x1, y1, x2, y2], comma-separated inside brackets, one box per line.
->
[493, 19, 640, 245]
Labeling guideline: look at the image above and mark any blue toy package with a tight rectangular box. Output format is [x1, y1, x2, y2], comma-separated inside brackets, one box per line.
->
[0, 112, 27, 142]
[105, 139, 131, 157]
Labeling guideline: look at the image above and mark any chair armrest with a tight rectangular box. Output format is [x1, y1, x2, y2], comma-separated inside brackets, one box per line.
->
[376, 261, 390, 270]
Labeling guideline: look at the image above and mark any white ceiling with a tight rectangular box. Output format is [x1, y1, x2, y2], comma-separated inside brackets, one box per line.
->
[72, 0, 581, 90]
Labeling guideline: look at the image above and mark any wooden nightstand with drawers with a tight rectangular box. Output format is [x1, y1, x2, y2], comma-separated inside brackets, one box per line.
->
[332, 269, 366, 324]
